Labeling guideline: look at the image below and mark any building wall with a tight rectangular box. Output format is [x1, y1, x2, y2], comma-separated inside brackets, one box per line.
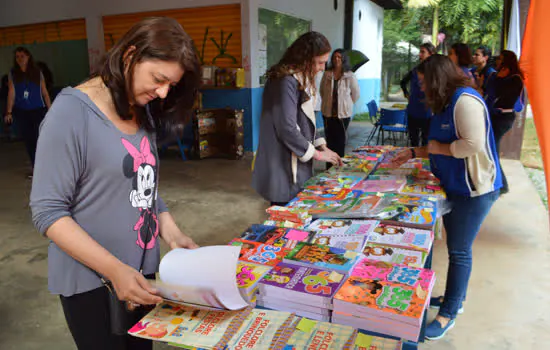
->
[352, 0, 384, 114]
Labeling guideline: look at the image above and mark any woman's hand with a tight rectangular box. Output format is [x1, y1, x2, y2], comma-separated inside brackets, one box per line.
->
[428, 140, 452, 156]
[167, 233, 199, 250]
[108, 262, 162, 307]
[314, 149, 343, 166]
[4, 114, 12, 124]
[388, 148, 413, 168]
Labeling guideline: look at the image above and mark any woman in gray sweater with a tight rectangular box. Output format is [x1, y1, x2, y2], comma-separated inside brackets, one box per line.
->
[30, 18, 200, 350]
[252, 32, 342, 206]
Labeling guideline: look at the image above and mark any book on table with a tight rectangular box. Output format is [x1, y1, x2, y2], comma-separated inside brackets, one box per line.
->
[366, 222, 433, 254]
[362, 243, 427, 268]
[283, 242, 361, 274]
[239, 224, 315, 249]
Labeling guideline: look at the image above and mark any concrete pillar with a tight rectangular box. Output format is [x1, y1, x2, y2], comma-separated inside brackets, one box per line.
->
[85, 15, 105, 75]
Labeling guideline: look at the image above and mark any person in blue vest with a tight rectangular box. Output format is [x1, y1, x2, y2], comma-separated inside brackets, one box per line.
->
[390, 54, 502, 341]
[400, 43, 436, 146]
[471, 46, 497, 94]
[484, 50, 525, 194]
[449, 43, 475, 85]
[4, 47, 52, 176]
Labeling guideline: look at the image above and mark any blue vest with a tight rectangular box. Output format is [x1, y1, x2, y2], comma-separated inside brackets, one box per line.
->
[11, 70, 45, 110]
[428, 87, 502, 196]
[406, 68, 431, 119]
[460, 66, 474, 81]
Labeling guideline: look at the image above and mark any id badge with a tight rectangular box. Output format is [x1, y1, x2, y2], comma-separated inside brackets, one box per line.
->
[23, 90, 29, 99]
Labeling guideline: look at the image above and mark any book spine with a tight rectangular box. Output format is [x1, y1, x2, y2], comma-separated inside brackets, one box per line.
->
[343, 330, 359, 350]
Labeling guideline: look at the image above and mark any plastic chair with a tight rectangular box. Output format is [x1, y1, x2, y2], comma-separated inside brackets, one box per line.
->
[365, 100, 380, 145]
[377, 108, 408, 146]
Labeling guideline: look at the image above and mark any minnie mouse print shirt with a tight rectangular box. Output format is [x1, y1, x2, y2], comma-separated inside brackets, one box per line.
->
[30, 88, 168, 297]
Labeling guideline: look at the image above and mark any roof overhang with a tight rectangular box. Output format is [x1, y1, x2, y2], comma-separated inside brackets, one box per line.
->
[370, 0, 403, 10]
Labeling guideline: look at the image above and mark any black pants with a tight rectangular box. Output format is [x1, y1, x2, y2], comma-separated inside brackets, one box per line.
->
[60, 286, 153, 350]
[270, 201, 288, 207]
[15, 107, 46, 166]
[407, 116, 431, 147]
[491, 112, 516, 192]
[324, 116, 351, 164]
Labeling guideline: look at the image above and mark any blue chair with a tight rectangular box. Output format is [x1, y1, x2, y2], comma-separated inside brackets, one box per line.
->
[365, 100, 380, 145]
[377, 108, 408, 146]
[160, 122, 194, 161]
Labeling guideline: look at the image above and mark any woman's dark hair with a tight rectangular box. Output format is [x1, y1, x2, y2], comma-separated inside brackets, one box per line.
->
[500, 50, 524, 79]
[420, 43, 436, 55]
[329, 49, 352, 73]
[12, 47, 41, 84]
[477, 45, 492, 58]
[417, 54, 474, 114]
[266, 31, 331, 92]
[100, 17, 200, 130]
[451, 43, 473, 67]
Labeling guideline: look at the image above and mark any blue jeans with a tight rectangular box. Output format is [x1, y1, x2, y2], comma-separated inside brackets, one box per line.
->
[439, 190, 499, 319]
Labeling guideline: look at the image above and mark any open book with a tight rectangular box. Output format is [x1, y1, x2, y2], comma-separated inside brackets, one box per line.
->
[152, 245, 250, 310]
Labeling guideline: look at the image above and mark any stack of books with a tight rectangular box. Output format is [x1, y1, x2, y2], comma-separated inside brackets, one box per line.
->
[257, 262, 346, 322]
[333, 258, 435, 342]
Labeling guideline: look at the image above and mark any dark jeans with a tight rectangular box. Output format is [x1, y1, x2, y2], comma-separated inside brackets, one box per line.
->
[60, 286, 153, 350]
[15, 107, 47, 166]
[323, 116, 351, 158]
[491, 112, 516, 192]
[270, 201, 288, 207]
[439, 190, 499, 319]
[407, 116, 431, 147]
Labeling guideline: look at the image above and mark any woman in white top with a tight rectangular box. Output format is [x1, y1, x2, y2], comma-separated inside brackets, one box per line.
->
[320, 49, 360, 161]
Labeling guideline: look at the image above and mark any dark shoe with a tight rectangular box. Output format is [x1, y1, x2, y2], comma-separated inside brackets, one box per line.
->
[425, 318, 455, 340]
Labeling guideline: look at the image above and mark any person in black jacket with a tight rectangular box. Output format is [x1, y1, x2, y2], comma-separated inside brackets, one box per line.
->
[484, 50, 524, 194]
[400, 43, 436, 146]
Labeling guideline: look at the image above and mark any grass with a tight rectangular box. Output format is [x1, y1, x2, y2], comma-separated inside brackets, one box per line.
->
[353, 112, 372, 122]
[521, 118, 543, 169]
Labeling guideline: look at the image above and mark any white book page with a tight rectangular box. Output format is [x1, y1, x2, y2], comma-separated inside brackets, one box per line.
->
[158, 245, 249, 310]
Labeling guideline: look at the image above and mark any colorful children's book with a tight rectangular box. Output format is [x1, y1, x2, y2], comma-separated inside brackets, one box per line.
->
[299, 186, 356, 201]
[304, 172, 368, 189]
[367, 194, 438, 230]
[239, 225, 315, 249]
[288, 192, 381, 219]
[236, 262, 272, 302]
[266, 206, 312, 224]
[312, 234, 368, 253]
[306, 219, 378, 237]
[263, 220, 309, 230]
[362, 243, 426, 268]
[372, 168, 417, 177]
[284, 242, 360, 273]
[225, 309, 296, 350]
[258, 262, 346, 307]
[352, 333, 402, 350]
[333, 274, 432, 326]
[351, 258, 435, 293]
[128, 301, 251, 349]
[229, 239, 287, 267]
[329, 157, 377, 175]
[284, 318, 358, 350]
[367, 223, 433, 253]
[352, 179, 406, 193]
[399, 183, 446, 199]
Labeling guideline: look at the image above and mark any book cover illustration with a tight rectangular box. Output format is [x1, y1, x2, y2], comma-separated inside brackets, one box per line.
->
[399, 184, 446, 199]
[284, 242, 359, 273]
[225, 309, 296, 350]
[368, 195, 437, 229]
[259, 262, 345, 298]
[329, 157, 377, 174]
[263, 220, 308, 230]
[303, 172, 367, 189]
[372, 168, 417, 177]
[236, 262, 272, 301]
[289, 192, 381, 219]
[266, 206, 311, 224]
[362, 243, 426, 268]
[312, 234, 368, 253]
[128, 301, 251, 349]
[352, 179, 406, 194]
[229, 239, 287, 267]
[352, 258, 435, 293]
[284, 319, 358, 350]
[367, 223, 433, 253]
[239, 225, 315, 249]
[299, 186, 355, 201]
[334, 277, 429, 321]
[307, 219, 378, 237]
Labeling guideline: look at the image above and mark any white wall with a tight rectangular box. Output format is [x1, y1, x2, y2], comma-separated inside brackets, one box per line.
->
[352, 0, 384, 80]
[248, 0, 346, 88]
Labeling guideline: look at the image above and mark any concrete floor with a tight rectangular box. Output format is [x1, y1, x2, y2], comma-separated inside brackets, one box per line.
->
[1, 130, 549, 349]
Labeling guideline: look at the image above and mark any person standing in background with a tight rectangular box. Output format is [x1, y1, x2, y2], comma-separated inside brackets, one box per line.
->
[471, 46, 496, 94]
[320, 49, 360, 160]
[400, 43, 436, 146]
[448, 43, 475, 84]
[484, 50, 524, 195]
[252, 32, 342, 207]
[4, 47, 51, 176]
